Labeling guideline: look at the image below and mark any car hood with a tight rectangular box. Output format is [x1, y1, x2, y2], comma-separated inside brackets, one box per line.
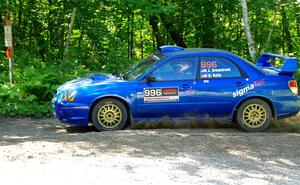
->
[57, 73, 124, 91]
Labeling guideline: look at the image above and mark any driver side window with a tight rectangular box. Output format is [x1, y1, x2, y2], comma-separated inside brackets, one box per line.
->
[152, 57, 198, 81]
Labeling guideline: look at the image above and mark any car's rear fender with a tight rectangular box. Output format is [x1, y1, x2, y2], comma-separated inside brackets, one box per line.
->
[231, 95, 276, 122]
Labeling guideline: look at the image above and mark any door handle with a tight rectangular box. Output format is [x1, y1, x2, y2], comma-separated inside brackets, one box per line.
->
[181, 84, 192, 89]
[235, 82, 245, 87]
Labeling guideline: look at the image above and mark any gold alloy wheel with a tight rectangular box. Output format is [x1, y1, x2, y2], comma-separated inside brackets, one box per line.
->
[242, 103, 267, 128]
[97, 104, 122, 128]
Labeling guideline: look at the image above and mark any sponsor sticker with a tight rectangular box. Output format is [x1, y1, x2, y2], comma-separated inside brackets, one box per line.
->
[233, 84, 255, 98]
[253, 79, 265, 87]
[200, 61, 232, 79]
[144, 87, 179, 103]
[232, 79, 265, 98]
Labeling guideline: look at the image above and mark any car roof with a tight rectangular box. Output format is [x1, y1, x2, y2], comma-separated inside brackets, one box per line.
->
[170, 48, 232, 55]
[158, 46, 233, 56]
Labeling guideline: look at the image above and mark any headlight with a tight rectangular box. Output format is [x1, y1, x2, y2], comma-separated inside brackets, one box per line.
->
[62, 90, 77, 102]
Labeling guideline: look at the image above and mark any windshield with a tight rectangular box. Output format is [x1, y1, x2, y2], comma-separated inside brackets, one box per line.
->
[124, 52, 165, 81]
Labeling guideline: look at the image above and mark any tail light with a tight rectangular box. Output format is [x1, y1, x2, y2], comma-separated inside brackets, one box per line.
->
[289, 80, 298, 95]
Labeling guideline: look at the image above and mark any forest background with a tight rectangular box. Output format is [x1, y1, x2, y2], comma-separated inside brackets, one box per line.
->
[0, 0, 299, 117]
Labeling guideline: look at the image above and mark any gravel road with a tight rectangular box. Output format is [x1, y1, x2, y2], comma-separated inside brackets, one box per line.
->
[0, 115, 300, 185]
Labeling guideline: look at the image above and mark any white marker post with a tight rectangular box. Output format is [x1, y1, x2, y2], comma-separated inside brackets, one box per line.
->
[4, 15, 13, 85]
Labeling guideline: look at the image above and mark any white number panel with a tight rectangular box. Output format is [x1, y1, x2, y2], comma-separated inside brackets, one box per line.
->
[143, 87, 179, 103]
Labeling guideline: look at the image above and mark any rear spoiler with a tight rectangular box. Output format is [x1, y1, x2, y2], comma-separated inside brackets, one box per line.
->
[256, 53, 298, 74]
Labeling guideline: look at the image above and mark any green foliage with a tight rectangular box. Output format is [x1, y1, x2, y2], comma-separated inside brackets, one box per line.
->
[0, 46, 138, 117]
[0, 50, 91, 117]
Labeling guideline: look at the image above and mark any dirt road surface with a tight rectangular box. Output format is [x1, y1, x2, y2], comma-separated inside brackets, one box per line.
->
[0, 115, 300, 185]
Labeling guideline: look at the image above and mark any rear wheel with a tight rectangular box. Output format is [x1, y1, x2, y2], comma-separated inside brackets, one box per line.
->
[236, 99, 272, 132]
[91, 98, 128, 131]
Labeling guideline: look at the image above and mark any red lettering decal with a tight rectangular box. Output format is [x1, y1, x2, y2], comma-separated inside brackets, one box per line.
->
[201, 61, 218, 68]
[163, 88, 177, 93]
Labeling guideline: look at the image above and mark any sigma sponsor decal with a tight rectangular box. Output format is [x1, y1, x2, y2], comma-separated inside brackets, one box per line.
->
[144, 87, 179, 103]
[233, 79, 265, 98]
[233, 84, 255, 98]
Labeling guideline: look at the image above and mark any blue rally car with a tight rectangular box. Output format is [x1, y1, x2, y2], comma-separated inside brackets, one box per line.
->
[52, 46, 300, 132]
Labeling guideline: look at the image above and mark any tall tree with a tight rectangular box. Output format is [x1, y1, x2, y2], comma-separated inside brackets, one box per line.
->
[202, 0, 215, 48]
[264, 1, 279, 52]
[241, 0, 257, 60]
[159, 13, 187, 48]
[140, 14, 144, 59]
[64, 7, 77, 59]
[280, 0, 293, 53]
[149, 15, 164, 47]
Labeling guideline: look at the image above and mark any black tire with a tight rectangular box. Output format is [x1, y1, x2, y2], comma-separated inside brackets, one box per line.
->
[91, 98, 128, 131]
[236, 98, 272, 132]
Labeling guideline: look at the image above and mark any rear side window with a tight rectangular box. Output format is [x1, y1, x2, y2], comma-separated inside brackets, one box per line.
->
[199, 57, 241, 79]
[152, 57, 198, 81]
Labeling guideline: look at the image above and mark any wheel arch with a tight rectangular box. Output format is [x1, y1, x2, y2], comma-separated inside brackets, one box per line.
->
[231, 96, 276, 122]
[88, 95, 132, 126]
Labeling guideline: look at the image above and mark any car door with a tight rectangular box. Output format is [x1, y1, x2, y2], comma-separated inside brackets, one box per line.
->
[135, 57, 198, 119]
[196, 56, 249, 119]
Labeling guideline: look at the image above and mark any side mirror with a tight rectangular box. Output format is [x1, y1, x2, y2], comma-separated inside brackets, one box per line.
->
[145, 74, 156, 83]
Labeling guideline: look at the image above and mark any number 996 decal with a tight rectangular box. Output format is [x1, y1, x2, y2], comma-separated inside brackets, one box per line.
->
[144, 87, 179, 103]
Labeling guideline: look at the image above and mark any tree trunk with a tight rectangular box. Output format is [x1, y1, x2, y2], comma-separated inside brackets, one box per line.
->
[296, 0, 300, 43]
[78, 25, 83, 50]
[140, 14, 144, 59]
[297, 16, 300, 44]
[160, 14, 187, 48]
[163, 26, 166, 44]
[235, 12, 241, 42]
[0, 12, 3, 26]
[127, 12, 130, 58]
[17, 0, 23, 31]
[28, 0, 35, 48]
[296, 14, 300, 39]
[263, 2, 277, 51]
[30, 0, 46, 62]
[64, 7, 77, 59]
[264, 2, 278, 52]
[48, 0, 54, 48]
[149, 15, 164, 48]
[194, 29, 200, 47]
[194, 19, 201, 47]
[152, 33, 156, 51]
[240, 0, 257, 61]
[130, 11, 134, 59]
[202, 0, 215, 48]
[280, 0, 292, 53]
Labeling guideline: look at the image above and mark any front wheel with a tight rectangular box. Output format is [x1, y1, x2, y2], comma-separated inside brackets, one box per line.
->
[236, 99, 272, 132]
[91, 98, 128, 131]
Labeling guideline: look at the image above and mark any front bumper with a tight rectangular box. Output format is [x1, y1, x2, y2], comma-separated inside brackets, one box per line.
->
[53, 98, 90, 126]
